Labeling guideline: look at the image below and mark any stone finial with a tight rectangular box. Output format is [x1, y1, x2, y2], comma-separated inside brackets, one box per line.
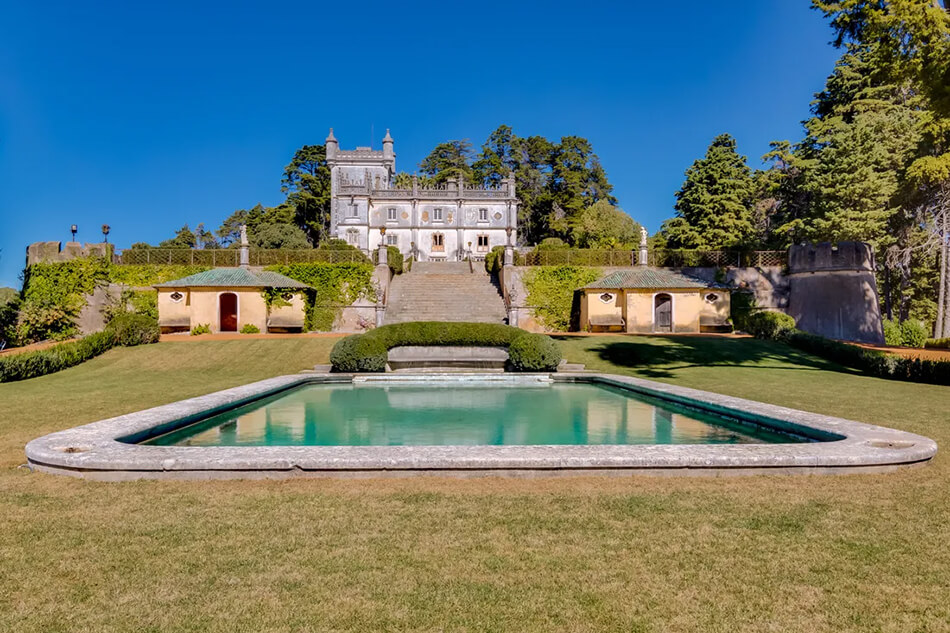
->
[326, 128, 337, 143]
[382, 129, 393, 143]
[239, 224, 250, 268]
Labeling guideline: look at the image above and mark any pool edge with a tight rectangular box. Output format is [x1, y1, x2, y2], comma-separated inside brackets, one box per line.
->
[25, 372, 938, 480]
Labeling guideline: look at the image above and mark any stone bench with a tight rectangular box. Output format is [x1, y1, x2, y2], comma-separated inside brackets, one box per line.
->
[588, 314, 625, 332]
[387, 346, 509, 372]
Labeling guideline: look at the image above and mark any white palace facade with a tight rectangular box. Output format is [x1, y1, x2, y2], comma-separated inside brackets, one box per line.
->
[326, 129, 518, 261]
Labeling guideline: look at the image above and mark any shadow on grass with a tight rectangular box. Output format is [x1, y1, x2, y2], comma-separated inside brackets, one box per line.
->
[551, 335, 859, 379]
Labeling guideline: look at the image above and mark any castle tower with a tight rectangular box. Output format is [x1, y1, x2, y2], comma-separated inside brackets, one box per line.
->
[787, 241, 885, 344]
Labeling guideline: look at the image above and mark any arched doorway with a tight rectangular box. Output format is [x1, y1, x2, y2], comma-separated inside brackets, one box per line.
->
[654, 293, 672, 333]
[219, 293, 238, 332]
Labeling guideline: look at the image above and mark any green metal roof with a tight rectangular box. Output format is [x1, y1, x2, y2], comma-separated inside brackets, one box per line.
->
[154, 268, 310, 289]
[583, 268, 719, 290]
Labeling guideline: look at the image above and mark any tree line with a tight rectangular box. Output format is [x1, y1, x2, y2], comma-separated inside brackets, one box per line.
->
[657, 0, 949, 337]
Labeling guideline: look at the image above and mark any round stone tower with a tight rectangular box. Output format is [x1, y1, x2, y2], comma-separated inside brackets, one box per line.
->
[787, 241, 884, 344]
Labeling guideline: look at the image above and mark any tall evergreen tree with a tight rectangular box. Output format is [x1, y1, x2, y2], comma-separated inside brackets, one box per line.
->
[660, 134, 756, 249]
[418, 140, 474, 184]
[281, 144, 331, 244]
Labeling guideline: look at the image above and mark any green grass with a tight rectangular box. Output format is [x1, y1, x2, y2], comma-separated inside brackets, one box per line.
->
[1, 335, 949, 632]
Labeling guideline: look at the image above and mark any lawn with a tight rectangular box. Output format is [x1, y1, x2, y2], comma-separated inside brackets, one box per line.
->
[0, 335, 949, 632]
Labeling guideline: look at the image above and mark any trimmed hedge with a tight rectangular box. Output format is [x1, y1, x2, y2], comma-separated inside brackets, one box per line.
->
[0, 314, 162, 383]
[926, 337, 950, 350]
[329, 321, 562, 372]
[508, 333, 562, 372]
[786, 329, 950, 386]
[743, 311, 796, 340]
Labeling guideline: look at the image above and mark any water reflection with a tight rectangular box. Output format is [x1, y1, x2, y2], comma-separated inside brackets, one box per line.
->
[150, 383, 801, 447]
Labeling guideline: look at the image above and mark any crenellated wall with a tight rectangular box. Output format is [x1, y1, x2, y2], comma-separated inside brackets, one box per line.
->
[26, 241, 111, 266]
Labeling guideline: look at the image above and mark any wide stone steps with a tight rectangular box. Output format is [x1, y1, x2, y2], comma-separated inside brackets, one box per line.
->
[384, 264, 507, 325]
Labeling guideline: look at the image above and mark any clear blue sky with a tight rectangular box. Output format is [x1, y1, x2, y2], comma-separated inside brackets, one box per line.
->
[0, 0, 840, 288]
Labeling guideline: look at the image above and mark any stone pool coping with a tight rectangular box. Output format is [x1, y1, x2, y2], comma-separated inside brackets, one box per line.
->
[25, 373, 937, 480]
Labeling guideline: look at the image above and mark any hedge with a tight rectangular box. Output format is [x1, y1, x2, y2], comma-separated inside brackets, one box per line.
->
[786, 330, 950, 386]
[926, 338, 950, 350]
[0, 314, 160, 383]
[329, 321, 562, 372]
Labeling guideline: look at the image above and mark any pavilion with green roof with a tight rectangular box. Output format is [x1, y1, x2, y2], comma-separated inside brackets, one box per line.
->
[154, 268, 309, 334]
[578, 267, 730, 334]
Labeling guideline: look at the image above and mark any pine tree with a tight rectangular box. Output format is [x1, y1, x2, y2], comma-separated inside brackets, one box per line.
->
[660, 134, 755, 249]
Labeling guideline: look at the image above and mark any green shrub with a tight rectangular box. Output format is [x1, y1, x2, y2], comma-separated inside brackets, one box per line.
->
[926, 337, 950, 350]
[882, 318, 902, 346]
[743, 311, 796, 340]
[0, 330, 118, 383]
[328, 321, 562, 373]
[729, 291, 755, 332]
[785, 329, 950, 386]
[507, 333, 562, 371]
[191, 323, 211, 336]
[900, 319, 928, 348]
[484, 246, 506, 274]
[373, 246, 404, 275]
[240, 324, 261, 334]
[106, 313, 160, 346]
[329, 334, 388, 372]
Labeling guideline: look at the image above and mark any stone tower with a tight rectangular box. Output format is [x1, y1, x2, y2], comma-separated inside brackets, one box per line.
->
[787, 242, 884, 344]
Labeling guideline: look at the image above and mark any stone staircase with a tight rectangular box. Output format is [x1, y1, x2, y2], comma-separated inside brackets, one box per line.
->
[383, 261, 508, 324]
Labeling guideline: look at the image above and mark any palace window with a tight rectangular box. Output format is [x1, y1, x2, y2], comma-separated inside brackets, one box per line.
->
[387, 207, 397, 221]
[433, 207, 443, 222]
[476, 235, 489, 251]
[431, 233, 445, 252]
[346, 229, 360, 246]
[348, 204, 358, 218]
[478, 208, 488, 222]
[386, 234, 398, 246]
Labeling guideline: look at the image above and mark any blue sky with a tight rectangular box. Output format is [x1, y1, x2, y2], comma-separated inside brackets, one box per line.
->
[0, 0, 840, 288]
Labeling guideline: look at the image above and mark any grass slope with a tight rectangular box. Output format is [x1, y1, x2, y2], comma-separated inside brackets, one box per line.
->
[0, 335, 948, 632]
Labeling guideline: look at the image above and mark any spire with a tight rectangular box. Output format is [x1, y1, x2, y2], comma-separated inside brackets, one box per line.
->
[382, 128, 394, 160]
[326, 127, 338, 159]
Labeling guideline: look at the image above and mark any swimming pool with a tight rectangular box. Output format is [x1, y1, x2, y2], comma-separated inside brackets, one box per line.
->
[144, 382, 807, 447]
[25, 373, 936, 479]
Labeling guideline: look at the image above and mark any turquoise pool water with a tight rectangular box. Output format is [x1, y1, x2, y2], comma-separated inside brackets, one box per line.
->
[144, 382, 807, 447]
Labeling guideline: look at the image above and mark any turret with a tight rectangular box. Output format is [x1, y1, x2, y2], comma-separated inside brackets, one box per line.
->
[326, 128, 338, 160]
[382, 128, 394, 160]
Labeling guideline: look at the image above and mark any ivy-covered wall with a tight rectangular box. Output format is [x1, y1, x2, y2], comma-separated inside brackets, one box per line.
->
[522, 266, 602, 331]
[264, 262, 376, 331]
[18, 259, 211, 342]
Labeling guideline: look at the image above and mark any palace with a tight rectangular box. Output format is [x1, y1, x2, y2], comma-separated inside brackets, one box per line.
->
[326, 129, 518, 261]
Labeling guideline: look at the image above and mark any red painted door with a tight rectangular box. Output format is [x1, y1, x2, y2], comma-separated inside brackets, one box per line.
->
[219, 293, 238, 332]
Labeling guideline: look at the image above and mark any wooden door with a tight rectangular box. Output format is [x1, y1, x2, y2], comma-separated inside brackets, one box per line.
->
[654, 294, 672, 332]
[219, 293, 238, 332]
